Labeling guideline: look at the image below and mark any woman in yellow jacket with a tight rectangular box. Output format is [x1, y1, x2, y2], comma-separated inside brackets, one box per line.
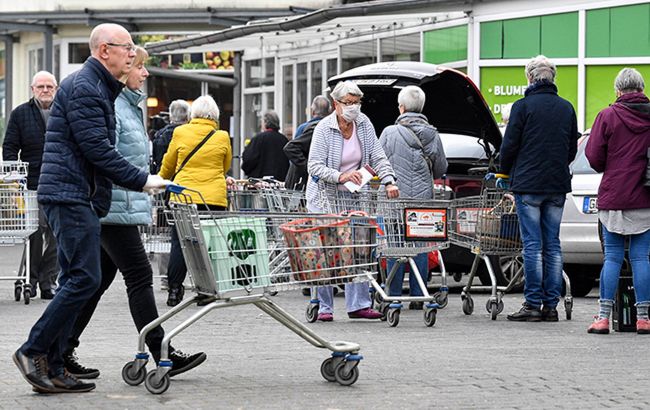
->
[159, 95, 232, 306]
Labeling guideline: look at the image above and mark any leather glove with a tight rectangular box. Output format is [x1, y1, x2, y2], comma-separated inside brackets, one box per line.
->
[143, 175, 172, 194]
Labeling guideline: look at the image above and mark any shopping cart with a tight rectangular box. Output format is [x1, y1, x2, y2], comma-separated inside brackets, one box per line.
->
[448, 188, 573, 320]
[122, 185, 378, 394]
[227, 177, 306, 213]
[314, 187, 451, 327]
[0, 161, 39, 304]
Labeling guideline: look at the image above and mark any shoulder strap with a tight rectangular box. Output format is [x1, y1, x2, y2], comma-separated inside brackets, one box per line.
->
[398, 124, 433, 174]
[171, 129, 216, 181]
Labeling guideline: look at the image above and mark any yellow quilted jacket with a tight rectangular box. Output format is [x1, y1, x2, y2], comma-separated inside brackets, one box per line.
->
[159, 118, 232, 207]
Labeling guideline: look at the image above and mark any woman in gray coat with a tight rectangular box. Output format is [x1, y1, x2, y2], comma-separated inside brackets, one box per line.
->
[379, 85, 447, 309]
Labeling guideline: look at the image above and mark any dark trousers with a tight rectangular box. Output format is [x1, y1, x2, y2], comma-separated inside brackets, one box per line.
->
[28, 203, 59, 292]
[21, 204, 102, 376]
[67, 224, 167, 362]
[167, 204, 225, 288]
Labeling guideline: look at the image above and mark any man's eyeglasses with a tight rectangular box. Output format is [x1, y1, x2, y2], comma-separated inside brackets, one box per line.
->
[106, 42, 136, 52]
[337, 99, 361, 107]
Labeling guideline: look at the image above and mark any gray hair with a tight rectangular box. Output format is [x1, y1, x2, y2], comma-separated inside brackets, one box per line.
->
[191, 95, 220, 121]
[330, 80, 364, 101]
[262, 110, 280, 131]
[525, 55, 556, 84]
[615, 68, 644, 93]
[31, 71, 57, 87]
[311, 95, 331, 117]
[398, 85, 426, 113]
[169, 99, 191, 124]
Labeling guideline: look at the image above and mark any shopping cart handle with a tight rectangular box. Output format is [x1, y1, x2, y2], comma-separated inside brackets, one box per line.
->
[166, 184, 187, 194]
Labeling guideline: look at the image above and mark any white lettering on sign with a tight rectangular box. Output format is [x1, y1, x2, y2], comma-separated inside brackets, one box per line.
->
[487, 84, 528, 96]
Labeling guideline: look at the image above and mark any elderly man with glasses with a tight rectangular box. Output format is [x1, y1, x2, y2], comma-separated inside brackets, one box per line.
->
[12, 23, 169, 394]
[3, 71, 60, 301]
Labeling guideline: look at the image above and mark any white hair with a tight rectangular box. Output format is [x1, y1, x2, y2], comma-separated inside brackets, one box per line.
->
[615, 67, 644, 93]
[191, 95, 220, 121]
[31, 71, 57, 86]
[525, 55, 556, 84]
[398, 85, 426, 113]
[169, 100, 191, 123]
[330, 80, 364, 101]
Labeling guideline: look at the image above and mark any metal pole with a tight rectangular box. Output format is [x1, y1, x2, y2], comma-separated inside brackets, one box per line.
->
[4, 36, 14, 118]
[44, 26, 53, 73]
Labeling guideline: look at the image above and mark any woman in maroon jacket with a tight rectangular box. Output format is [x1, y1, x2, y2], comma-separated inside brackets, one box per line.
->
[585, 68, 650, 335]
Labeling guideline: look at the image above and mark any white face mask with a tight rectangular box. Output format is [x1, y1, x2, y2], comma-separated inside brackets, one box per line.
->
[340, 104, 361, 123]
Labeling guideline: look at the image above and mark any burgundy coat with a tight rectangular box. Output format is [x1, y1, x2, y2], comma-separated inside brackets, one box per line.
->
[585, 92, 650, 210]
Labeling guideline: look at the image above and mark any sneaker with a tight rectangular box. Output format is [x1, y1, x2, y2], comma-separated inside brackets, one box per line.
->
[12, 349, 57, 393]
[408, 301, 424, 310]
[168, 350, 207, 377]
[348, 307, 383, 319]
[63, 350, 100, 379]
[541, 306, 559, 322]
[587, 317, 610, 334]
[40, 289, 54, 300]
[167, 285, 184, 307]
[506, 303, 542, 322]
[317, 312, 333, 322]
[637, 319, 650, 334]
[49, 371, 96, 393]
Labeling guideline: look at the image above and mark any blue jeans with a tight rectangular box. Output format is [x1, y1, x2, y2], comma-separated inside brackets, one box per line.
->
[515, 193, 565, 309]
[387, 253, 428, 297]
[599, 225, 650, 305]
[20, 204, 102, 376]
[317, 282, 372, 314]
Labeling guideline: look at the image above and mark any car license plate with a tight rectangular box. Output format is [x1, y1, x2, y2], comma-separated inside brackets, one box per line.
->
[582, 196, 597, 214]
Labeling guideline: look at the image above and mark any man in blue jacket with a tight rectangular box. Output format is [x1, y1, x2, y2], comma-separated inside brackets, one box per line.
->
[499, 55, 578, 322]
[13, 23, 169, 394]
[3, 71, 60, 300]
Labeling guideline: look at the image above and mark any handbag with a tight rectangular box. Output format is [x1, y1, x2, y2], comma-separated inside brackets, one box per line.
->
[399, 125, 434, 175]
[644, 147, 650, 187]
[164, 129, 216, 204]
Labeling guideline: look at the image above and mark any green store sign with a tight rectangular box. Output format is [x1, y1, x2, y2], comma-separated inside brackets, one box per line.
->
[480, 66, 578, 125]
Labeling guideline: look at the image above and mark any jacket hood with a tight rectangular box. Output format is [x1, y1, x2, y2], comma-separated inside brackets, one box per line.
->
[121, 88, 146, 106]
[612, 92, 650, 134]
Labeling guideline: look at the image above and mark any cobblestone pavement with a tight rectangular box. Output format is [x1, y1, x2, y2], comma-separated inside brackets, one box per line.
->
[0, 246, 648, 409]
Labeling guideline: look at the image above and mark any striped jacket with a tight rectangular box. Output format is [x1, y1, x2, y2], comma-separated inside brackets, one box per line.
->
[306, 111, 396, 211]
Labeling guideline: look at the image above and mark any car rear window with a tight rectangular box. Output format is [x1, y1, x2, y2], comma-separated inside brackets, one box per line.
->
[571, 135, 597, 175]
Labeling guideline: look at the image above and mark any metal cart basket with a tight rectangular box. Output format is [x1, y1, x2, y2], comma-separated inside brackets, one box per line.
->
[122, 185, 377, 394]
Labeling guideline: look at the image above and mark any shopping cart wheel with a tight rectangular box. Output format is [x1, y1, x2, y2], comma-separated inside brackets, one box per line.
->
[23, 289, 31, 305]
[433, 292, 448, 309]
[424, 308, 437, 327]
[144, 369, 170, 394]
[379, 303, 389, 321]
[320, 358, 337, 382]
[14, 284, 22, 302]
[334, 362, 359, 386]
[461, 296, 474, 315]
[387, 308, 400, 327]
[489, 301, 499, 320]
[122, 361, 147, 386]
[305, 303, 319, 323]
[565, 298, 573, 320]
[452, 271, 463, 282]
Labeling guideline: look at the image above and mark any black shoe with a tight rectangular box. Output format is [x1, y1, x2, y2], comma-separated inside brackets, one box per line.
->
[167, 285, 185, 307]
[506, 303, 542, 322]
[63, 350, 100, 379]
[40, 290, 54, 300]
[168, 350, 207, 377]
[13, 349, 57, 393]
[29, 286, 37, 299]
[49, 371, 95, 393]
[541, 306, 559, 322]
[408, 301, 424, 310]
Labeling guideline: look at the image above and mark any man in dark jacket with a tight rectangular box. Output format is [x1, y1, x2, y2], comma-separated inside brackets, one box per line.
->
[3, 71, 59, 299]
[283, 95, 330, 190]
[241, 110, 290, 181]
[500, 55, 579, 322]
[13, 23, 168, 395]
[151, 99, 190, 173]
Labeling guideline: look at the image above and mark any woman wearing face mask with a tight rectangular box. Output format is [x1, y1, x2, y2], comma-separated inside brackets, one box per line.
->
[306, 80, 399, 322]
[62, 46, 206, 380]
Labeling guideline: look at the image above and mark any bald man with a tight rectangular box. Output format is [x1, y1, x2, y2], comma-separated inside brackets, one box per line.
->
[13, 23, 169, 394]
[3, 71, 60, 300]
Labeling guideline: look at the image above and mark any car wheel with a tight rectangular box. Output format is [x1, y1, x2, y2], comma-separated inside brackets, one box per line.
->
[477, 255, 524, 291]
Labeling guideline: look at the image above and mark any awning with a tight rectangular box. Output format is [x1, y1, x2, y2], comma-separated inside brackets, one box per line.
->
[147, 66, 237, 86]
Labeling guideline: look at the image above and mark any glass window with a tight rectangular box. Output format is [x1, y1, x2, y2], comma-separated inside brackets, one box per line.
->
[311, 60, 323, 100]
[244, 94, 262, 144]
[296, 62, 308, 126]
[262, 57, 275, 87]
[341, 40, 376, 72]
[28, 48, 44, 83]
[282, 65, 293, 139]
[587, 4, 650, 58]
[53, 45, 60, 80]
[265, 91, 274, 111]
[68, 43, 90, 64]
[423, 27, 466, 64]
[207, 83, 234, 134]
[245, 59, 262, 88]
[381, 33, 420, 62]
[326, 58, 338, 80]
